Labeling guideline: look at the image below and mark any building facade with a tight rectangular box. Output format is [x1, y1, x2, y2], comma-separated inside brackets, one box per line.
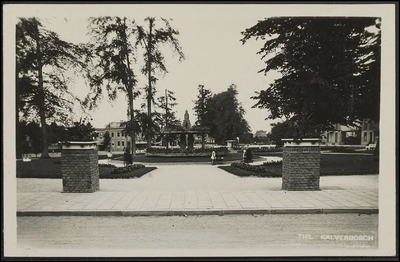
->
[360, 119, 378, 146]
[322, 119, 378, 146]
[95, 121, 146, 152]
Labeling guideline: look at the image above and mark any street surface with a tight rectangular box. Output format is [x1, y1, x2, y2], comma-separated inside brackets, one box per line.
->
[16, 214, 378, 256]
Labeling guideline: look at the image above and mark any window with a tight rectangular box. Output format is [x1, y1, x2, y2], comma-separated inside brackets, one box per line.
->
[111, 132, 114, 137]
[117, 141, 120, 146]
[122, 141, 125, 147]
[117, 132, 120, 137]
[363, 132, 367, 142]
[334, 133, 338, 143]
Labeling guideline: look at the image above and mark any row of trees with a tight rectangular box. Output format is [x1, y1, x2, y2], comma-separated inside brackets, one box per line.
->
[16, 16, 185, 158]
[17, 16, 380, 157]
[17, 119, 98, 156]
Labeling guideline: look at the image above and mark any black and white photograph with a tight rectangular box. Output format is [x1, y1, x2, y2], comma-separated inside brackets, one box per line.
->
[3, 2, 397, 259]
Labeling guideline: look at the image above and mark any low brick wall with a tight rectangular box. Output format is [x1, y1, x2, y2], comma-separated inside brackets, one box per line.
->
[282, 139, 321, 191]
[61, 143, 99, 193]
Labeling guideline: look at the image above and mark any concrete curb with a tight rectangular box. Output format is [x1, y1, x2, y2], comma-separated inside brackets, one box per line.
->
[17, 207, 378, 217]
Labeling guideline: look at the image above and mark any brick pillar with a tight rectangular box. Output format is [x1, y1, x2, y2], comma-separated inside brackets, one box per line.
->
[61, 141, 99, 193]
[281, 138, 321, 191]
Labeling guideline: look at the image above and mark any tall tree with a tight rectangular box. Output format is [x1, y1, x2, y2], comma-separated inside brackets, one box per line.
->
[193, 85, 213, 149]
[240, 17, 381, 137]
[157, 89, 181, 148]
[86, 16, 139, 155]
[135, 17, 185, 149]
[157, 89, 180, 129]
[208, 84, 252, 145]
[16, 17, 86, 158]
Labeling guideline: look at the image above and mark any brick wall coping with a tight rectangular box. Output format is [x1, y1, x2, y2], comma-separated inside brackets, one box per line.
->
[61, 141, 98, 150]
[282, 138, 321, 147]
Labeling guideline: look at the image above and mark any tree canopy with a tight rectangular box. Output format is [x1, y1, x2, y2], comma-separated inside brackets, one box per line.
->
[241, 17, 381, 137]
[16, 17, 87, 158]
[86, 16, 139, 154]
[135, 17, 185, 148]
[203, 84, 252, 145]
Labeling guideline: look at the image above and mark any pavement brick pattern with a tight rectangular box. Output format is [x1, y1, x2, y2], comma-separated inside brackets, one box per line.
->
[17, 163, 378, 216]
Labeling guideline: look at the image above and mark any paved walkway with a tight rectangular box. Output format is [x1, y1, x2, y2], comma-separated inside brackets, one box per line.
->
[17, 161, 379, 216]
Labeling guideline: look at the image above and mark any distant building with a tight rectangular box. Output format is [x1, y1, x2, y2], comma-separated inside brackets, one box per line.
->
[322, 123, 358, 145]
[95, 121, 146, 152]
[322, 118, 378, 146]
[360, 119, 379, 146]
[254, 130, 268, 137]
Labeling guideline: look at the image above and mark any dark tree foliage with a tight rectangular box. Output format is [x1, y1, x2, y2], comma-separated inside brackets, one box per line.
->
[65, 119, 97, 141]
[135, 17, 185, 148]
[157, 90, 181, 148]
[47, 122, 67, 144]
[207, 84, 252, 145]
[192, 85, 214, 149]
[267, 120, 294, 147]
[157, 89, 180, 129]
[86, 16, 139, 155]
[241, 17, 381, 137]
[103, 131, 111, 150]
[16, 17, 86, 158]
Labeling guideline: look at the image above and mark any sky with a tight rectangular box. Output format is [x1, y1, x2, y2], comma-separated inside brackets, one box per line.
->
[5, 3, 394, 134]
[16, 4, 284, 133]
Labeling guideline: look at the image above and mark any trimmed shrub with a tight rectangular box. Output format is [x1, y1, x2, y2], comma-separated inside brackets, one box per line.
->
[99, 163, 117, 168]
[231, 162, 266, 173]
[111, 164, 146, 174]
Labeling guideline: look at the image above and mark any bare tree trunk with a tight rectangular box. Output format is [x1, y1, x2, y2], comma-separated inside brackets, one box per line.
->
[34, 21, 50, 159]
[146, 19, 154, 150]
[16, 61, 22, 159]
[122, 18, 136, 156]
[128, 97, 136, 156]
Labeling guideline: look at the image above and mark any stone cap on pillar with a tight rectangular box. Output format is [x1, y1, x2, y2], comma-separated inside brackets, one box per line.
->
[60, 141, 98, 150]
[282, 138, 320, 147]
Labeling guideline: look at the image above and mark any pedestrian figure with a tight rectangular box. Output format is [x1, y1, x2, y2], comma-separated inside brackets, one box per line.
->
[244, 147, 253, 163]
[107, 150, 113, 164]
[123, 146, 132, 166]
[211, 150, 216, 165]
[22, 135, 32, 161]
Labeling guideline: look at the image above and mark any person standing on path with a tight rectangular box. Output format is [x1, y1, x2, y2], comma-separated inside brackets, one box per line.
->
[211, 150, 216, 165]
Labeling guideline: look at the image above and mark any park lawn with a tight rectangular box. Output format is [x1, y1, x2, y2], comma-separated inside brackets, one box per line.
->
[16, 158, 156, 179]
[112, 152, 251, 163]
[219, 154, 379, 178]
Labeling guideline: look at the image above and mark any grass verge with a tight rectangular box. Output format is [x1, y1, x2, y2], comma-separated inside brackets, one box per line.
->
[219, 154, 379, 177]
[16, 159, 156, 179]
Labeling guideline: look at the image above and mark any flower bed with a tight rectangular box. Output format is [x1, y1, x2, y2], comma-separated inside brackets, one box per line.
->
[146, 147, 229, 157]
[111, 164, 146, 174]
[100, 164, 156, 179]
[230, 160, 283, 173]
